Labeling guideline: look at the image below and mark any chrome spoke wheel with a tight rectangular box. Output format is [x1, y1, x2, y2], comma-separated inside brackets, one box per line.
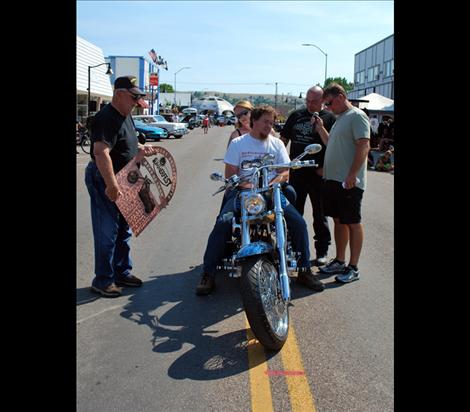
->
[258, 262, 288, 340]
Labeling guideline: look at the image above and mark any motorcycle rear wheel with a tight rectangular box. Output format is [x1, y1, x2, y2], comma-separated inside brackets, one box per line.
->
[240, 256, 289, 351]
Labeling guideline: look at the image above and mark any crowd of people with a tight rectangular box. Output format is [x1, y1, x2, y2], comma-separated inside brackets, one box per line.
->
[367, 114, 394, 172]
[84, 76, 390, 298]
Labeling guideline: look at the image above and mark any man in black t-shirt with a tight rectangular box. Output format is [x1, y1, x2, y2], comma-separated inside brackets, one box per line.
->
[84, 76, 160, 298]
[280, 86, 336, 265]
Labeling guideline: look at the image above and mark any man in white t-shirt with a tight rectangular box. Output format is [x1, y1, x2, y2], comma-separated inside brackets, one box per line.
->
[196, 105, 324, 295]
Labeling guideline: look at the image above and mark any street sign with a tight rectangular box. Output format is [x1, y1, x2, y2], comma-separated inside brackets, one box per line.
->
[150, 73, 159, 86]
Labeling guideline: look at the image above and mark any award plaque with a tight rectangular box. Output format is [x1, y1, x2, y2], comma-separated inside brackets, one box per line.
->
[115, 146, 177, 237]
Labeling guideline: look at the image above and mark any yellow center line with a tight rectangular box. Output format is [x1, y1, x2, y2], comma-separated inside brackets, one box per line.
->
[245, 316, 274, 412]
[280, 324, 317, 412]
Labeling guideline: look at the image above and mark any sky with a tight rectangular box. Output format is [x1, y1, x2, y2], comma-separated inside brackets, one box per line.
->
[77, 1, 394, 96]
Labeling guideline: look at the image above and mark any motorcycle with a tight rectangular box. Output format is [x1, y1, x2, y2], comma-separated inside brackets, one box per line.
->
[209, 143, 322, 350]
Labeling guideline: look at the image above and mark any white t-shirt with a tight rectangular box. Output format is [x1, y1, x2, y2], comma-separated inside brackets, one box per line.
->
[224, 133, 290, 182]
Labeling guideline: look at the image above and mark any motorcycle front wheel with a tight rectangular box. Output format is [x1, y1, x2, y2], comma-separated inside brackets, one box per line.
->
[240, 256, 289, 351]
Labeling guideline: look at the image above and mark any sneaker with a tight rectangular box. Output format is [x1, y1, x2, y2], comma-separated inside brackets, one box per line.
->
[335, 266, 360, 283]
[297, 267, 325, 292]
[196, 273, 216, 295]
[313, 254, 328, 266]
[115, 275, 143, 287]
[319, 258, 346, 274]
[91, 283, 122, 298]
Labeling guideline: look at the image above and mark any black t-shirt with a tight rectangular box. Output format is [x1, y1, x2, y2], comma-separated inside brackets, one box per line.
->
[280, 108, 336, 168]
[90, 104, 139, 173]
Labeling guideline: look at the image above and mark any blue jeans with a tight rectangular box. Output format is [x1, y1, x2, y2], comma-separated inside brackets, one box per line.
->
[203, 189, 310, 277]
[85, 162, 133, 288]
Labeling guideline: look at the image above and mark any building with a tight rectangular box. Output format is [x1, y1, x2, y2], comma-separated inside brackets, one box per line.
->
[348, 34, 394, 100]
[76, 36, 113, 121]
[105, 55, 156, 96]
[105, 55, 159, 114]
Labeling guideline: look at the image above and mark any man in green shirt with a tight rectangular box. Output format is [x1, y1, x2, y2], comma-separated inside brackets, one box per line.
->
[312, 83, 370, 283]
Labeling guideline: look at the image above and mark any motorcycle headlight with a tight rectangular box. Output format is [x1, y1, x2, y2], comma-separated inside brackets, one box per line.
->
[244, 194, 266, 215]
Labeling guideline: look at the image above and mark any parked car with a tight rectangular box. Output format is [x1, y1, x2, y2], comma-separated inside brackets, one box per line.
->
[182, 107, 198, 116]
[215, 115, 226, 126]
[181, 114, 202, 129]
[225, 114, 236, 125]
[134, 120, 168, 141]
[133, 115, 189, 138]
[161, 113, 178, 123]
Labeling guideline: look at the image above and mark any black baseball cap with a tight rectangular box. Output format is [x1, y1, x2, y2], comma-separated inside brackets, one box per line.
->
[114, 75, 148, 108]
[114, 75, 146, 96]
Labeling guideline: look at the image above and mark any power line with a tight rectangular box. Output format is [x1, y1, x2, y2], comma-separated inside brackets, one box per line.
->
[176, 81, 312, 87]
[177, 81, 275, 85]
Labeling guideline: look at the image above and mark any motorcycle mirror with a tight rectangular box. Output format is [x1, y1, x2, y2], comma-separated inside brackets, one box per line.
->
[210, 172, 224, 181]
[304, 143, 322, 154]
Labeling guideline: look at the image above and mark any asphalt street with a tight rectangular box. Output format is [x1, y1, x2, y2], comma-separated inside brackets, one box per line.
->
[76, 125, 394, 412]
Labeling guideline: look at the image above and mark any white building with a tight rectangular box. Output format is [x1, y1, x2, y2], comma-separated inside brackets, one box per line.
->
[76, 36, 113, 120]
[348, 34, 394, 100]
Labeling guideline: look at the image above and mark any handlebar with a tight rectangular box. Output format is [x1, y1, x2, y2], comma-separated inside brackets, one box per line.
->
[211, 159, 318, 195]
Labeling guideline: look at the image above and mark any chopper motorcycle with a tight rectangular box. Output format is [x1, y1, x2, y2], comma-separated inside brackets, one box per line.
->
[210, 143, 322, 350]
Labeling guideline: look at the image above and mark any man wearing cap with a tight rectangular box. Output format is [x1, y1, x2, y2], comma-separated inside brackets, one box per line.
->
[84, 75, 159, 298]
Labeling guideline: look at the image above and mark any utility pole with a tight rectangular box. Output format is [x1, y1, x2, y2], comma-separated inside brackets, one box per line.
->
[148, 49, 168, 115]
[274, 82, 278, 111]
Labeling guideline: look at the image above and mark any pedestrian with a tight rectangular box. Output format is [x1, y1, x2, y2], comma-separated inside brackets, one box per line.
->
[378, 116, 392, 151]
[84, 75, 160, 298]
[280, 86, 336, 266]
[76, 117, 84, 154]
[202, 114, 210, 134]
[374, 148, 394, 172]
[196, 105, 324, 295]
[313, 83, 370, 283]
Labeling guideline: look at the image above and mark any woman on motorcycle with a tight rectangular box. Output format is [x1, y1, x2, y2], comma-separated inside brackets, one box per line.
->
[227, 100, 254, 147]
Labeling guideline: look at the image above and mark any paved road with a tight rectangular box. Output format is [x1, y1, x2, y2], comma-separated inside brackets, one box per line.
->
[77, 125, 393, 412]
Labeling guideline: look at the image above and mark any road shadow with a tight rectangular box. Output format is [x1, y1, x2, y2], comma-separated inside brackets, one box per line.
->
[76, 287, 101, 305]
[119, 266, 276, 381]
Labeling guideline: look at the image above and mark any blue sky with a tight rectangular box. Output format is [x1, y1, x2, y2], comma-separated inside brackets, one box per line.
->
[77, 1, 393, 96]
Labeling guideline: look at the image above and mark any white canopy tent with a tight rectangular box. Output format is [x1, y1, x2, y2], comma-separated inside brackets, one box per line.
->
[358, 93, 394, 113]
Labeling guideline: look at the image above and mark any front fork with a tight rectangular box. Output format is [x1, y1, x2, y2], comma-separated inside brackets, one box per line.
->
[272, 183, 290, 302]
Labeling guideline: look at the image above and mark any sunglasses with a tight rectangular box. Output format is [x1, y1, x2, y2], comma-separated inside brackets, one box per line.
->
[324, 95, 341, 107]
[235, 109, 250, 119]
[128, 91, 142, 101]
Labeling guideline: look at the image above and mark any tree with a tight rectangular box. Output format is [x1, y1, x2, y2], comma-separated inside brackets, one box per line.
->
[159, 83, 174, 93]
[323, 77, 354, 92]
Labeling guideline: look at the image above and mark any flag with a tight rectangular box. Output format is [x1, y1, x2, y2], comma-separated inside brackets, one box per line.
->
[148, 49, 157, 64]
